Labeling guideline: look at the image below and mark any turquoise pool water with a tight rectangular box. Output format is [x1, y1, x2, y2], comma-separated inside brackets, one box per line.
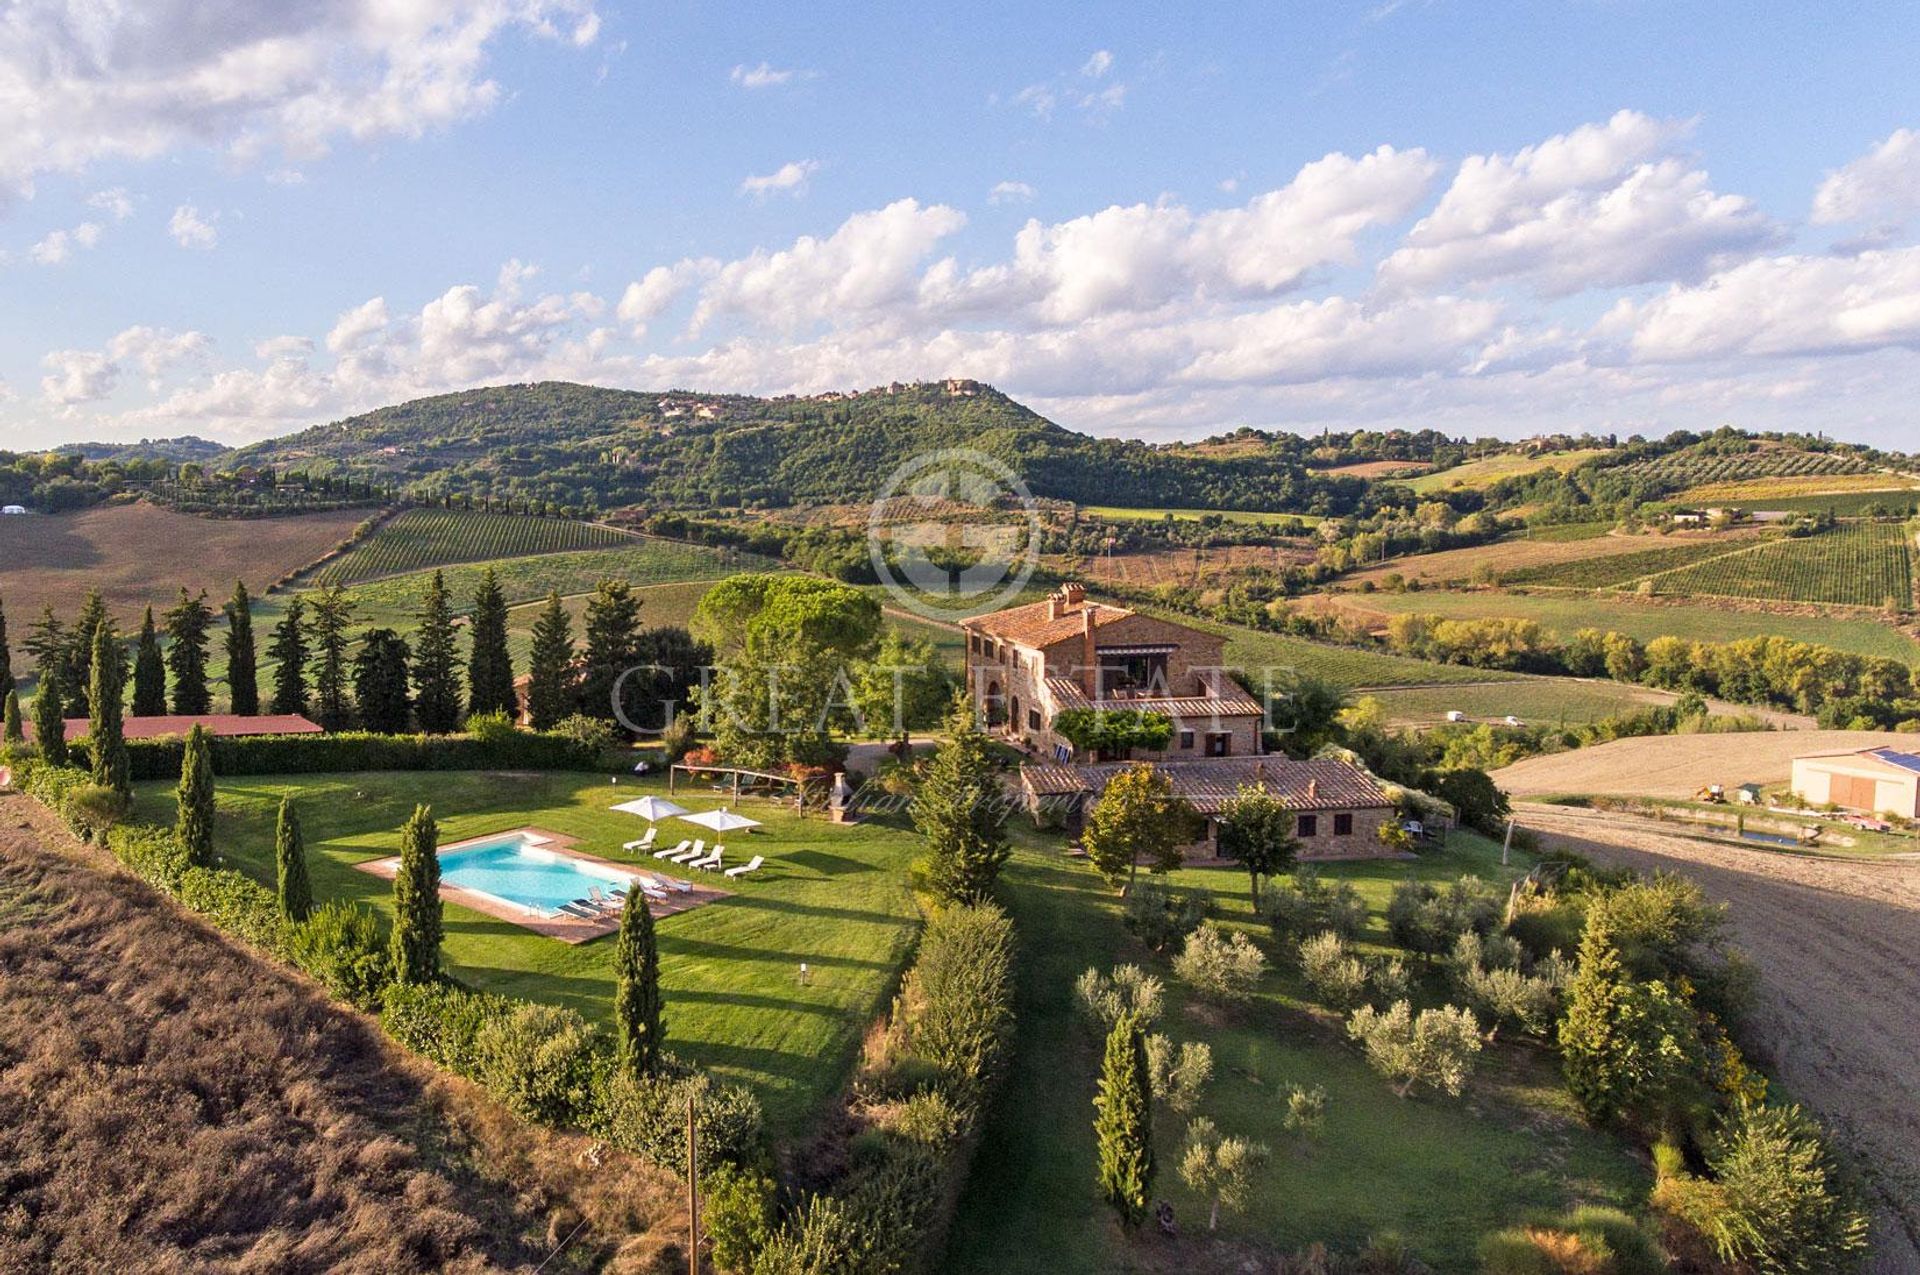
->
[440, 834, 633, 913]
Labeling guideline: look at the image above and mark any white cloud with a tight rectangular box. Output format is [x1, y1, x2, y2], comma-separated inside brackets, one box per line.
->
[0, 0, 602, 201]
[107, 326, 210, 382]
[28, 221, 100, 264]
[988, 180, 1036, 205]
[1379, 110, 1779, 296]
[729, 61, 801, 89]
[40, 348, 117, 404]
[86, 187, 133, 220]
[168, 205, 219, 249]
[739, 159, 819, 199]
[326, 297, 392, 353]
[1812, 129, 1920, 227]
[616, 261, 713, 334]
[1081, 49, 1114, 78]
[1009, 52, 1127, 121]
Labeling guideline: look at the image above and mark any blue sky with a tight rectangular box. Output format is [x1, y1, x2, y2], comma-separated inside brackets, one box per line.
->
[2, 0, 1917, 450]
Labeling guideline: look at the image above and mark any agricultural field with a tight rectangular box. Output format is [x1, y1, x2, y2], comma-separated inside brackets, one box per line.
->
[1676, 472, 1920, 505]
[1188, 616, 1524, 689]
[1404, 448, 1613, 493]
[309, 508, 634, 586]
[502, 579, 721, 666]
[1501, 538, 1757, 590]
[0, 501, 366, 627]
[1490, 728, 1914, 801]
[1363, 678, 1682, 728]
[1648, 521, 1916, 609]
[1620, 444, 1872, 489]
[1076, 504, 1321, 527]
[1318, 590, 1920, 662]
[1521, 520, 1615, 541]
[1727, 489, 1920, 516]
[1318, 459, 1434, 479]
[1075, 542, 1316, 587]
[1346, 527, 1744, 588]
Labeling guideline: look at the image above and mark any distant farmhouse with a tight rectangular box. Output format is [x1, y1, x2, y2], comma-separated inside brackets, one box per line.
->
[1790, 747, 1920, 820]
[963, 583, 1398, 860]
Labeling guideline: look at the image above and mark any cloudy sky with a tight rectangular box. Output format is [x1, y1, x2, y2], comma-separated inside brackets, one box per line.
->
[2, 0, 1917, 451]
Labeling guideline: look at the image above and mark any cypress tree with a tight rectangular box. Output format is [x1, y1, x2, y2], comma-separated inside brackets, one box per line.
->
[89, 620, 129, 798]
[226, 581, 259, 716]
[308, 587, 355, 731]
[175, 723, 216, 867]
[132, 607, 168, 717]
[353, 628, 413, 733]
[1093, 1012, 1154, 1231]
[526, 590, 575, 730]
[275, 797, 312, 922]
[267, 597, 310, 716]
[32, 670, 67, 766]
[467, 567, 516, 718]
[614, 887, 665, 1077]
[912, 697, 1012, 904]
[68, 590, 107, 719]
[390, 804, 442, 983]
[0, 592, 12, 696]
[163, 588, 214, 715]
[3, 689, 21, 745]
[411, 570, 460, 733]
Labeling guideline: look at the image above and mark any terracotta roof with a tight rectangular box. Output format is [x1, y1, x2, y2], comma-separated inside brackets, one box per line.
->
[1021, 756, 1390, 814]
[963, 596, 1132, 648]
[30, 713, 325, 743]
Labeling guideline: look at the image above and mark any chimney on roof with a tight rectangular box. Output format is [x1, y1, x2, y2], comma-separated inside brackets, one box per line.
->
[1081, 604, 1098, 698]
[1048, 594, 1062, 620]
[1062, 582, 1085, 607]
[1307, 777, 1319, 801]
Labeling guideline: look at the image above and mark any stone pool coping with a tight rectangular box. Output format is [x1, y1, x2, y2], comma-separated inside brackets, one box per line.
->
[353, 825, 729, 944]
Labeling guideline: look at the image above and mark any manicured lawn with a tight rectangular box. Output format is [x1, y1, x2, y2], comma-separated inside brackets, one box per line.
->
[947, 831, 1648, 1272]
[130, 770, 923, 1143]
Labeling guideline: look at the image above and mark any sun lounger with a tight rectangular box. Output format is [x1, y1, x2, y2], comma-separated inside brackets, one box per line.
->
[624, 830, 657, 851]
[724, 854, 766, 879]
[670, 839, 707, 864]
[659, 876, 694, 894]
[690, 848, 724, 871]
[558, 899, 599, 918]
[654, 839, 691, 860]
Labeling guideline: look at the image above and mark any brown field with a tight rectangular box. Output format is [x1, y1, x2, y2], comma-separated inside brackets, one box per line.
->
[1522, 804, 1920, 1271]
[0, 795, 685, 1273]
[0, 501, 368, 625]
[1489, 728, 1912, 800]
[1321, 459, 1435, 478]
[1074, 542, 1317, 586]
[1343, 527, 1758, 587]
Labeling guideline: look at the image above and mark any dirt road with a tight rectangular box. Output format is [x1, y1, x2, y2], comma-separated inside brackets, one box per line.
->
[1520, 803, 1920, 1271]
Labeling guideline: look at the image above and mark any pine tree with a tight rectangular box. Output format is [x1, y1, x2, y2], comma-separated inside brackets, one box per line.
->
[225, 581, 259, 716]
[68, 590, 107, 719]
[267, 597, 310, 716]
[31, 670, 67, 766]
[389, 804, 442, 983]
[175, 723, 216, 867]
[614, 886, 665, 1077]
[163, 588, 215, 714]
[23, 605, 70, 692]
[353, 628, 413, 733]
[308, 587, 355, 730]
[578, 577, 643, 725]
[3, 689, 22, 745]
[1559, 908, 1703, 1126]
[912, 696, 1011, 904]
[526, 590, 575, 730]
[1093, 1012, 1155, 1231]
[89, 620, 129, 798]
[0, 592, 12, 697]
[275, 797, 312, 922]
[411, 570, 461, 733]
[132, 607, 168, 717]
[467, 566, 516, 718]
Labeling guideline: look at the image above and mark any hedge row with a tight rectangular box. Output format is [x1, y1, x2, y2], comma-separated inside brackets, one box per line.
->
[69, 728, 600, 782]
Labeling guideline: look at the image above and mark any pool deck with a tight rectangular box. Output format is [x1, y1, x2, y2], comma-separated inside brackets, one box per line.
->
[354, 825, 729, 944]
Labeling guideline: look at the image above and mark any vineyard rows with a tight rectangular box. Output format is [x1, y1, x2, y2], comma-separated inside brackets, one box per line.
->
[1648, 521, 1916, 609]
[312, 509, 632, 586]
[1622, 448, 1871, 488]
[1502, 540, 1740, 589]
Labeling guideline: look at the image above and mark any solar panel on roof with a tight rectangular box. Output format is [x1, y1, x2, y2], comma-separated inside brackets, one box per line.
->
[1868, 748, 1920, 774]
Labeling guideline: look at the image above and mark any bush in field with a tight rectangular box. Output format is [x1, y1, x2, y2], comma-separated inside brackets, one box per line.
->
[1260, 867, 1366, 944]
[1299, 930, 1370, 1009]
[1284, 1084, 1329, 1138]
[1559, 914, 1706, 1127]
[471, 1001, 609, 1126]
[1179, 1117, 1271, 1233]
[1369, 956, 1412, 1003]
[1451, 931, 1570, 1040]
[1173, 923, 1267, 1005]
[1075, 964, 1165, 1034]
[1143, 1034, 1212, 1115]
[1122, 879, 1211, 953]
[289, 901, 391, 1010]
[63, 782, 128, 843]
[705, 1164, 778, 1273]
[1386, 875, 1502, 961]
[1480, 1205, 1665, 1275]
[1347, 1001, 1483, 1098]
[901, 903, 1015, 1097]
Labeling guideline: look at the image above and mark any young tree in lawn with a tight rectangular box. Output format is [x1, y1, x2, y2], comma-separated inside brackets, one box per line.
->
[353, 628, 413, 733]
[1083, 763, 1192, 893]
[577, 577, 643, 726]
[88, 620, 129, 799]
[275, 797, 312, 922]
[1215, 784, 1299, 905]
[1093, 1011, 1155, 1232]
[614, 885, 665, 1077]
[67, 590, 107, 719]
[526, 590, 575, 730]
[162, 587, 215, 715]
[389, 804, 442, 983]
[267, 596, 310, 716]
[174, 723, 216, 867]
[307, 587, 355, 731]
[31, 670, 66, 766]
[466, 567, 516, 719]
[1179, 1118, 1271, 1233]
[3, 689, 22, 745]
[131, 607, 168, 717]
[411, 570, 461, 733]
[1346, 1000, 1484, 1098]
[911, 696, 1011, 905]
[225, 581, 259, 716]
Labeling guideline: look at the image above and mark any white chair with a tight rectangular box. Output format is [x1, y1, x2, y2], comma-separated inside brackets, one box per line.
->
[724, 854, 765, 879]
[624, 828, 658, 852]
[691, 846, 724, 871]
[671, 839, 707, 864]
[654, 839, 691, 860]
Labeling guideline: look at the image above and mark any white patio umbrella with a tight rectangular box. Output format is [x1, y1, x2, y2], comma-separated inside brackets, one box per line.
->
[610, 796, 690, 823]
[679, 807, 763, 834]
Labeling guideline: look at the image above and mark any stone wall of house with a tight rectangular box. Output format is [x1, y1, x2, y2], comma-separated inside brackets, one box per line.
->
[1181, 805, 1397, 862]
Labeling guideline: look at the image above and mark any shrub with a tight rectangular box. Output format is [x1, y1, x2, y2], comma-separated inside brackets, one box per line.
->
[705, 1164, 778, 1274]
[1075, 964, 1164, 1034]
[1143, 1034, 1212, 1115]
[1283, 1084, 1329, 1137]
[379, 979, 509, 1076]
[63, 781, 129, 842]
[750, 1195, 863, 1275]
[1346, 1001, 1483, 1098]
[1122, 878, 1210, 953]
[1386, 875, 1502, 961]
[901, 903, 1015, 1097]
[1299, 930, 1371, 1009]
[464, 710, 517, 744]
[1172, 923, 1267, 1004]
[1260, 867, 1367, 943]
[88, 727, 601, 782]
[598, 1066, 766, 1171]
[470, 1001, 609, 1126]
[550, 712, 617, 756]
[288, 901, 391, 1009]
[175, 864, 292, 958]
[1369, 955, 1413, 1003]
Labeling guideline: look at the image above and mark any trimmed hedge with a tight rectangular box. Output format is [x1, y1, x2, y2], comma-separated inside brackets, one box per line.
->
[70, 727, 601, 782]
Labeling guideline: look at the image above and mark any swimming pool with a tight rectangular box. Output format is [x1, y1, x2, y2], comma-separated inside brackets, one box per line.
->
[439, 833, 635, 915]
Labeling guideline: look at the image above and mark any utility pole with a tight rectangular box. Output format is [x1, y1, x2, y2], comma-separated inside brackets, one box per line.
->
[1502, 816, 1516, 867]
[687, 1093, 700, 1275]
